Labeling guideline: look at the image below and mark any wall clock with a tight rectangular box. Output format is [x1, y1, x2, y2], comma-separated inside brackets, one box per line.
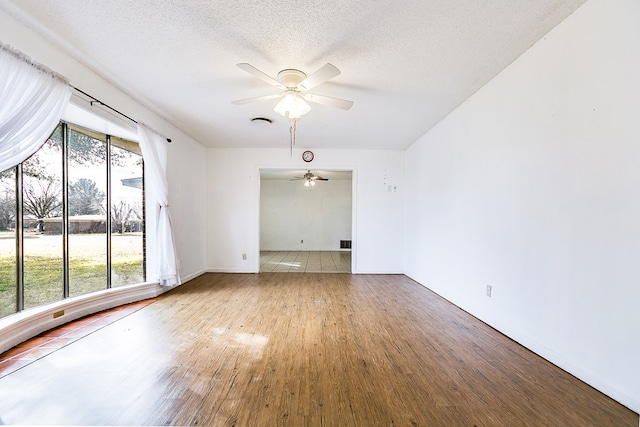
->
[302, 150, 314, 162]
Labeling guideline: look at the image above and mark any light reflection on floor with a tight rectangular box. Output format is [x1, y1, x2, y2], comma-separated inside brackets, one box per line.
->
[259, 251, 351, 273]
[0, 301, 171, 425]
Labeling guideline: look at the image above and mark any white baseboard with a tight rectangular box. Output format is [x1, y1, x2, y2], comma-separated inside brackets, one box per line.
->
[180, 270, 206, 283]
[352, 270, 404, 275]
[206, 269, 406, 274]
[489, 317, 640, 414]
[206, 268, 257, 273]
[406, 275, 640, 415]
[0, 282, 162, 355]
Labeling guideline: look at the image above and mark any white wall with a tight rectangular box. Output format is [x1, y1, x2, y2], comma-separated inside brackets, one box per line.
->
[166, 140, 207, 282]
[405, 0, 640, 413]
[260, 178, 352, 251]
[207, 148, 404, 273]
[0, 9, 208, 284]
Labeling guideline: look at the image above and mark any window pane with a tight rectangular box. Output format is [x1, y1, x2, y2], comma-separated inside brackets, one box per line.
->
[0, 167, 17, 318]
[111, 144, 144, 287]
[23, 128, 64, 309]
[68, 128, 107, 297]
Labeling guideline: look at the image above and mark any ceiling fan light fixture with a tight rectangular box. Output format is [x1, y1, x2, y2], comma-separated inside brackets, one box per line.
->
[274, 90, 311, 119]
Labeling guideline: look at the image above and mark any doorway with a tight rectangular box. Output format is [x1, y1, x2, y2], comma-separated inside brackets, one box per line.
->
[259, 169, 353, 273]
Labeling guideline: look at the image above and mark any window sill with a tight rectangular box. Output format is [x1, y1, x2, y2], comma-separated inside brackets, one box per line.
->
[0, 282, 166, 355]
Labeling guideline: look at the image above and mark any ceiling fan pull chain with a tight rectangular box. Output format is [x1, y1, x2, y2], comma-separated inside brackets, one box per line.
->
[288, 118, 298, 157]
[289, 121, 293, 156]
[293, 118, 297, 147]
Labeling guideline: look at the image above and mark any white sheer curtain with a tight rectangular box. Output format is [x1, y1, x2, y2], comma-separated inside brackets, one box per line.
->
[0, 43, 71, 173]
[137, 123, 180, 286]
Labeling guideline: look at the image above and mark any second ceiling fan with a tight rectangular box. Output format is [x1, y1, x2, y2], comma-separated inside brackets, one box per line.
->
[291, 170, 329, 187]
[232, 63, 353, 119]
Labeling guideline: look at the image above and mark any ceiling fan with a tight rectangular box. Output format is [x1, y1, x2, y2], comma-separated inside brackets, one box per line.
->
[291, 170, 329, 187]
[232, 63, 354, 119]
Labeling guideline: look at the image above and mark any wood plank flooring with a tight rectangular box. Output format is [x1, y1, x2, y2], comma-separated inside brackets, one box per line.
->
[0, 273, 636, 426]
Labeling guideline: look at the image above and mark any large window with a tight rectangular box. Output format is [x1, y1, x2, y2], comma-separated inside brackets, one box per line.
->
[0, 122, 145, 319]
[0, 168, 16, 318]
[22, 126, 64, 309]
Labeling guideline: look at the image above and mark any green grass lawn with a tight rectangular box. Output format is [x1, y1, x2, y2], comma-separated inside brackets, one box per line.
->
[0, 233, 144, 318]
[0, 256, 17, 318]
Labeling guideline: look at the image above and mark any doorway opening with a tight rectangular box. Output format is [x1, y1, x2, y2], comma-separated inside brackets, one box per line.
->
[259, 168, 353, 273]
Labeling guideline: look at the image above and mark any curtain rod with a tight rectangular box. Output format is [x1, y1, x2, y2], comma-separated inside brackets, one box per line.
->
[71, 85, 172, 143]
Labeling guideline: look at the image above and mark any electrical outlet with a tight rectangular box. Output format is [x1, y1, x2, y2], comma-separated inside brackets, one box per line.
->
[301, 239, 304, 243]
[242, 253, 247, 260]
[486, 285, 492, 297]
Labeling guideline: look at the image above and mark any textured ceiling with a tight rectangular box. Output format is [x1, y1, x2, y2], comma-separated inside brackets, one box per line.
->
[1, 0, 586, 150]
[261, 169, 352, 181]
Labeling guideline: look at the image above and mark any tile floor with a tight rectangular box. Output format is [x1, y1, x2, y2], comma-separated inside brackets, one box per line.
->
[0, 298, 157, 378]
[260, 250, 351, 273]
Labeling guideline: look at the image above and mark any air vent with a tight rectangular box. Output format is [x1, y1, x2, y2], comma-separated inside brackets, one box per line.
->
[340, 240, 352, 249]
[251, 117, 273, 127]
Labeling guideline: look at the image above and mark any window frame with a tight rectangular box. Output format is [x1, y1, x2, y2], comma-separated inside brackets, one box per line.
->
[0, 120, 145, 317]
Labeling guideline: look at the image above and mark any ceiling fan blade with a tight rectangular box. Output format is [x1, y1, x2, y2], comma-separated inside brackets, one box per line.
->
[231, 93, 281, 105]
[297, 63, 341, 91]
[302, 93, 354, 110]
[236, 63, 285, 89]
[315, 177, 329, 181]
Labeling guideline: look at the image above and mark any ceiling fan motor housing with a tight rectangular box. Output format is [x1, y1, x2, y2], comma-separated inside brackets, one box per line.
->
[277, 69, 307, 88]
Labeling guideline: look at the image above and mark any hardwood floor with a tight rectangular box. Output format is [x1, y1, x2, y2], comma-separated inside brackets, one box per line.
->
[0, 273, 636, 426]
